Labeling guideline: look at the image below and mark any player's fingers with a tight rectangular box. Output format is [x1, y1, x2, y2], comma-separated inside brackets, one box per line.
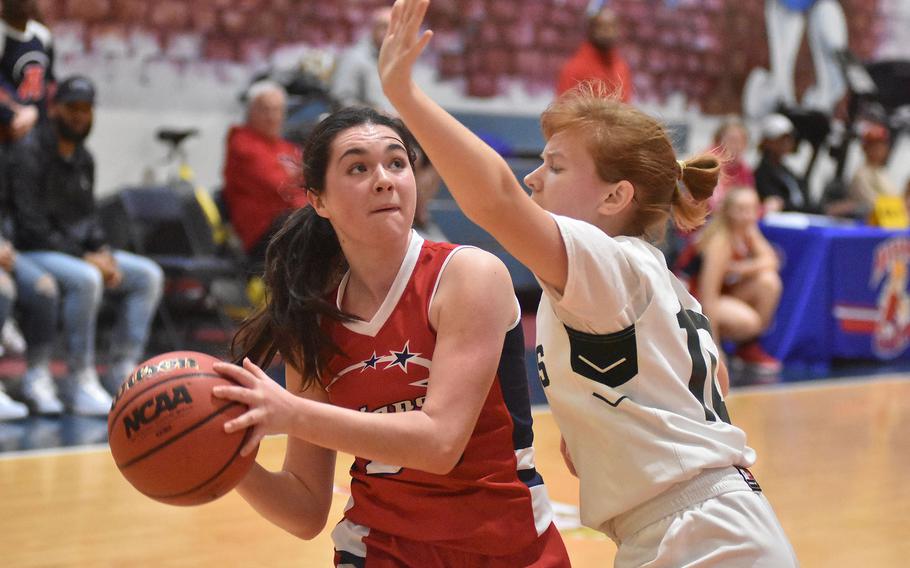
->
[413, 0, 430, 34]
[241, 357, 271, 382]
[240, 429, 263, 457]
[402, 0, 426, 40]
[560, 437, 578, 477]
[388, 0, 403, 38]
[415, 29, 433, 55]
[223, 408, 261, 434]
[213, 361, 257, 386]
[210, 384, 252, 402]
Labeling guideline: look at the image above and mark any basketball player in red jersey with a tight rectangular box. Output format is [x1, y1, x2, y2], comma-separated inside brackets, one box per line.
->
[211, 106, 570, 567]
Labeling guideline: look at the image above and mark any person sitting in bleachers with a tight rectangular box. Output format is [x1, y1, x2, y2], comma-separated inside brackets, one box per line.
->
[412, 144, 449, 242]
[556, 2, 633, 101]
[709, 116, 755, 211]
[222, 80, 303, 272]
[682, 186, 782, 373]
[754, 113, 812, 213]
[7, 75, 163, 415]
[849, 123, 901, 219]
[0, 0, 55, 142]
[0, 145, 60, 418]
[330, 6, 394, 113]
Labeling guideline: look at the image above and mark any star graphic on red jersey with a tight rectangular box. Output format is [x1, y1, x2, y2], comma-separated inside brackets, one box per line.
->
[361, 351, 381, 371]
[385, 341, 420, 372]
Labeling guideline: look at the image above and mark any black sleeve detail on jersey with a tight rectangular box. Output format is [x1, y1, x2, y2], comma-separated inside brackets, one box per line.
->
[564, 323, 638, 388]
[336, 551, 366, 567]
[592, 392, 629, 408]
[517, 467, 542, 484]
[497, 323, 536, 450]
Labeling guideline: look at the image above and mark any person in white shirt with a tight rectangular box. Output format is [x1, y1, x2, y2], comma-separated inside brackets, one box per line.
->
[377, 1, 798, 566]
[849, 123, 900, 214]
[330, 6, 394, 113]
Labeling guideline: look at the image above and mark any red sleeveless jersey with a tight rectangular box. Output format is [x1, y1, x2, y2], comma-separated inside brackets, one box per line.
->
[322, 235, 550, 557]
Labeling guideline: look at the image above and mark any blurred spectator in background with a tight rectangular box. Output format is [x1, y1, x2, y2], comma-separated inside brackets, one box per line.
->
[556, 2, 632, 101]
[8, 76, 163, 415]
[710, 116, 755, 210]
[330, 6, 393, 113]
[223, 81, 303, 271]
[0, 0, 55, 141]
[412, 144, 448, 242]
[331, 6, 448, 242]
[0, 227, 27, 419]
[848, 123, 900, 217]
[825, 123, 904, 223]
[692, 187, 782, 373]
[0, 144, 60, 417]
[754, 113, 811, 213]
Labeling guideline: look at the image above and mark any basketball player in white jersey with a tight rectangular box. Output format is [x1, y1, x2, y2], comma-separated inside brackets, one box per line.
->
[378, 1, 799, 565]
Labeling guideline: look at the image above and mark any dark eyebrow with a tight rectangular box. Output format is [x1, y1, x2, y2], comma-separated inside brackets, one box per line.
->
[338, 147, 367, 161]
[338, 142, 407, 162]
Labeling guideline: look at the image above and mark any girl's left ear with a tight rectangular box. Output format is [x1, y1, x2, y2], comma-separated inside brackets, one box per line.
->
[597, 180, 635, 216]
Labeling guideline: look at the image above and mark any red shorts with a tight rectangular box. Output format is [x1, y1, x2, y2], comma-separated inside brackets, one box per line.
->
[333, 522, 570, 568]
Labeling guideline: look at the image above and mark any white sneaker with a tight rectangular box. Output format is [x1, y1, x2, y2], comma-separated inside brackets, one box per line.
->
[61, 368, 113, 417]
[20, 367, 64, 415]
[0, 384, 28, 420]
[1, 319, 26, 355]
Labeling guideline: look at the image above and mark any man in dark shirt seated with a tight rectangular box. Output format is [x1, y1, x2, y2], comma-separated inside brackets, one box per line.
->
[7, 75, 164, 415]
[754, 113, 815, 214]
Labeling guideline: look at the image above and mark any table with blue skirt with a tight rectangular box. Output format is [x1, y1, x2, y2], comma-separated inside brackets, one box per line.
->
[760, 214, 910, 369]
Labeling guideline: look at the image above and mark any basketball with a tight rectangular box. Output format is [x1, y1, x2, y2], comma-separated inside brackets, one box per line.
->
[107, 351, 259, 506]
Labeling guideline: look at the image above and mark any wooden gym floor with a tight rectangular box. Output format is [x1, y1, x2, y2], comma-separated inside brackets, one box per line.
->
[0, 375, 907, 567]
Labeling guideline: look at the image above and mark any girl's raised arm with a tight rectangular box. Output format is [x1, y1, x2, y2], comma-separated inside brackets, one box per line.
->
[379, 0, 569, 291]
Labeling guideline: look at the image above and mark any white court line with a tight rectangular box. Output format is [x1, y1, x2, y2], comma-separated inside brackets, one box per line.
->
[0, 443, 110, 461]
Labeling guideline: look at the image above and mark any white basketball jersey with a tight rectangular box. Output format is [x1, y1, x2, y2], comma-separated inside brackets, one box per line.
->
[535, 214, 757, 531]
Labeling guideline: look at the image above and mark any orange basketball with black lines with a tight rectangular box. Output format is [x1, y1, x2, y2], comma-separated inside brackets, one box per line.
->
[107, 351, 258, 506]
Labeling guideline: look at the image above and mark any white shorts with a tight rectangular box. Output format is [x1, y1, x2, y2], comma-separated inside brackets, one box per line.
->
[605, 467, 799, 568]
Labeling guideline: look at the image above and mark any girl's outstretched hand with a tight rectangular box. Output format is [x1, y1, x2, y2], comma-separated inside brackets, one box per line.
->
[378, 0, 433, 101]
[212, 358, 300, 456]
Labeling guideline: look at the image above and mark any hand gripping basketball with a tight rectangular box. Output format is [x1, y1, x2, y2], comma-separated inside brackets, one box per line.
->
[107, 351, 260, 506]
[212, 358, 300, 457]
